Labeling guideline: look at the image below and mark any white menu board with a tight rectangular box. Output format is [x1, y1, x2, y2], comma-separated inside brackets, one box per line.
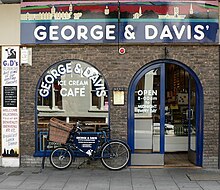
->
[1, 46, 19, 158]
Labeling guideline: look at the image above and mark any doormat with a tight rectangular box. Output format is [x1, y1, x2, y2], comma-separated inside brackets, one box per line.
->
[8, 171, 24, 176]
[186, 173, 220, 181]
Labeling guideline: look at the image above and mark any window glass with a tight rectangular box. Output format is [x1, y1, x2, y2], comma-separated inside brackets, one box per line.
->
[36, 60, 109, 152]
[134, 69, 160, 153]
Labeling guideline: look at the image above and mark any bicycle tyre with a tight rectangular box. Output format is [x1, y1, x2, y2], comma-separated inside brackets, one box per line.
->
[101, 140, 130, 170]
[50, 147, 72, 170]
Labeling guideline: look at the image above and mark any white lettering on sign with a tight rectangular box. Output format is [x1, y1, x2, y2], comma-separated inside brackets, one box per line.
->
[77, 25, 88, 40]
[145, 24, 208, 41]
[145, 25, 158, 40]
[61, 25, 75, 40]
[34, 25, 116, 41]
[50, 26, 59, 40]
[90, 25, 103, 40]
[124, 25, 135, 40]
[106, 25, 116, 40]
[33, 23, 210, 42]
[34, 26, 47, 40]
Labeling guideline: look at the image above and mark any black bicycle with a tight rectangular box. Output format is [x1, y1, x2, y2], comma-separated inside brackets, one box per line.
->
[49, 121, 131, 170]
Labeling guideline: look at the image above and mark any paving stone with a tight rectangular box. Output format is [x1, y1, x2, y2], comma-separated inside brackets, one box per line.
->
[0, 168, 219, 190]
[176, 182, 201, 188]
[133, 186, 156, 190]
[63, 182, 88, 190]
[0, 176, 28, 189]
[110, 185, 133, 190]
[17, 176, 48, 189]
[132, 178, 154, 187]
[179, 188, 203, 190]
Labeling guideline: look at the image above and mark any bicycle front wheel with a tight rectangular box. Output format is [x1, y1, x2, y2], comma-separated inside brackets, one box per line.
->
[101, 140, 130, 170]
[50, 147, 72, 170]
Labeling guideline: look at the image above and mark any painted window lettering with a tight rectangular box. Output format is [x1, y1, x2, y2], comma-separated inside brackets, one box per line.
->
[39, 63, 107, 98]
[60, 87, 86, 97]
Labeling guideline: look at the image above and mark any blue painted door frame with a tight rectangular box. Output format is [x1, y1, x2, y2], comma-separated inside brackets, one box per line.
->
[128, 59, 204, 166]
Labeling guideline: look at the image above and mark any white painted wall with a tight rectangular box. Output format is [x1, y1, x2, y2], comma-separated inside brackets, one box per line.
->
[0, 4, 20, 45]
[0, 4, 20, 167]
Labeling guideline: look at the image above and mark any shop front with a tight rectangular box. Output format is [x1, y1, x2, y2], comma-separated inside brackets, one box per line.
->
[0, 0, 219, 168]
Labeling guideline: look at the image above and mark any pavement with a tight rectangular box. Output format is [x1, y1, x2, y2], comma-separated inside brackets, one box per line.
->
[0, 166, 220, 190]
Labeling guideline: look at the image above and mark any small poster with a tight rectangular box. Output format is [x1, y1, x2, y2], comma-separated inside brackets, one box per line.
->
[1, 46, 20, 157]
[3, 86, 17, 107]
[113, 87, 126, 105]
[113, 91, 125, 105]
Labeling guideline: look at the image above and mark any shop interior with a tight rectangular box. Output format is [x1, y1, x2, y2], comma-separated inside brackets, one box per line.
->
[164, 64, 196, 166]
[134, 64, 196, 167]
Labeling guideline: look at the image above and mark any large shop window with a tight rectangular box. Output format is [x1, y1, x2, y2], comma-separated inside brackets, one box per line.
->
[35, 60, 109, 154]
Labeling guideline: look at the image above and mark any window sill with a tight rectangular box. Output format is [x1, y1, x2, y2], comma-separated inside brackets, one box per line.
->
[88, 109, 108, 113]
[38, 108, 65, 113]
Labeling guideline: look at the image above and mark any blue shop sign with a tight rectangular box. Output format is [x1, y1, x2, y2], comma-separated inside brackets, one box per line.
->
[20, 1, 219, 44]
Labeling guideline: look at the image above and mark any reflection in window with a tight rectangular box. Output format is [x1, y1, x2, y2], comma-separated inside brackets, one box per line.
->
[54, 80, 62, 109]
[37, 79, 62, 110]
[91, 81, 108, 110]
[37, 90, 52, 108]
[36, 60, 109, 152]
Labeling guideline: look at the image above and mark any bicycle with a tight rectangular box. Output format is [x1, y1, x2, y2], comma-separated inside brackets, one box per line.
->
[48, 120, 131, 170]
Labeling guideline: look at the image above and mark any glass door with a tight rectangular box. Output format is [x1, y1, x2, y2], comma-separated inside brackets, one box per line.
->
[128, 60, 203, 166]
[129, 64, 165, 165]
[188, 76, 197, 164]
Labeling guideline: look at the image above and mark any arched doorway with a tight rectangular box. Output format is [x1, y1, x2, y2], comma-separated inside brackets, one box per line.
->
[128, 59, 203, 167]
[34, 59, 110, 156]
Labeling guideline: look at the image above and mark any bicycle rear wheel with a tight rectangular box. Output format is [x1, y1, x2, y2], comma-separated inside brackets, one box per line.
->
[50, 147, 72, 170]
[101, 140, 130, 170]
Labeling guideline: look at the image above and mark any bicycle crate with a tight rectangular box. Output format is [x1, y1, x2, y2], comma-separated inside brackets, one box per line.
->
[49, 117, 75, 144]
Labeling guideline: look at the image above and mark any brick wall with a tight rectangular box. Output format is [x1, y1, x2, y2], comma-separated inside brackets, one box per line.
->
[18, 45, 219, 168]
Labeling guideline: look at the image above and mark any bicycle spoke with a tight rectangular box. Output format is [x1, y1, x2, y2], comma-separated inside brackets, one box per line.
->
[50, 147, 72, 170]
[118, 150, 128, 156]
[101, 141, 130, 170]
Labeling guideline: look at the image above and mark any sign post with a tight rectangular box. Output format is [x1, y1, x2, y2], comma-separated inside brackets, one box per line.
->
[1, 46, 20, 167]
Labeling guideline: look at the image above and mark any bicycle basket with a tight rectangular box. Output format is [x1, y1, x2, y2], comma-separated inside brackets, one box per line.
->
[49, 117, 75, 144]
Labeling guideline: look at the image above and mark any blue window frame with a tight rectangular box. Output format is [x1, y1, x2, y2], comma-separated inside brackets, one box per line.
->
[128, 59, 203, 166]
[34, 59, 110, 157]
